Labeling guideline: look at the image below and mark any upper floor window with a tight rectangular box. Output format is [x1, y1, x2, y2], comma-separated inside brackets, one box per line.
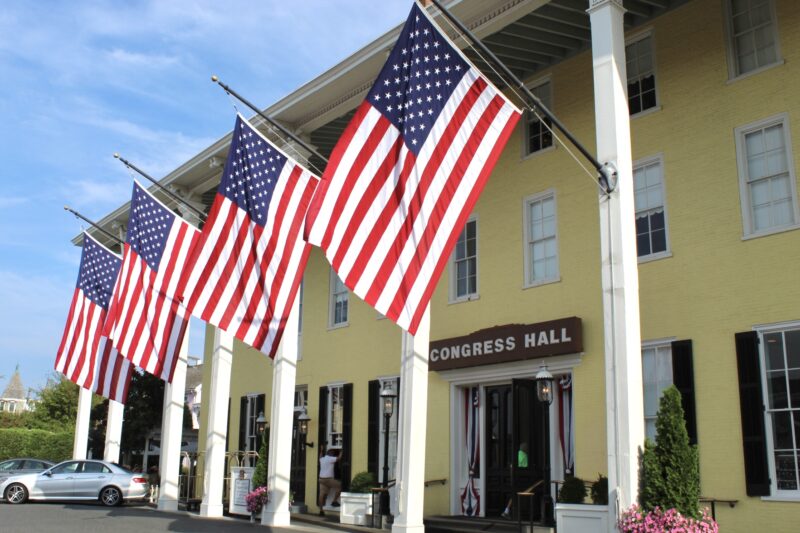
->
[524, 81, 553, 156]
[523, 191, 559, 287]
[725, 0, 781, 78]
[450, 218, 478, 302]
[634, 157, 669, 258]
[735, 114, 798, 236]
[626, 33, 657, 115]
[329, 269, 349, 328]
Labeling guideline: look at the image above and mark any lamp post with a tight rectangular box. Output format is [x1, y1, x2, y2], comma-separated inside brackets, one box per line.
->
[380, 382, 397, 517]
[297, 408, 314, 448]
[256, 411, 268, 439]
[535, 365, 554, 525]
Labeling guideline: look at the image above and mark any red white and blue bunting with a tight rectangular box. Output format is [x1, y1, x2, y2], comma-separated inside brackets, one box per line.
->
[558, 375, 575, 474]
[460, 386, 480, 516]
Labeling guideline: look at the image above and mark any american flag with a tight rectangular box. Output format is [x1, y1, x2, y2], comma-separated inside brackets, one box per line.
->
[304, 2, 521, 334]
[105, 181, 200, 382]
[178, 115, 317, 358]
[55, 233, 132, 403]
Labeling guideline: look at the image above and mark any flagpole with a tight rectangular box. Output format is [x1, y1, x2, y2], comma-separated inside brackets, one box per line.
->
[64, 206, 124, 246]
[428, 0, 614, 193]
[210, 75, 329, 165]
[113, 154, 207, 220]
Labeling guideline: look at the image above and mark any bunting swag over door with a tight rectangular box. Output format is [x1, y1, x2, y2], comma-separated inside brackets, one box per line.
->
[304, 1, 521, 334]
[558, 375, 574, 475]
[460, 386, 480, 516]
[178, 115, 318, 359]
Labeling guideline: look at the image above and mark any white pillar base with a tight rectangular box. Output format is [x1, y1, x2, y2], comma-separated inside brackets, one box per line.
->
[200, 328, 233, 519]
[73, 387, 92, 460]
[157, 330, 189, 513]
[103, 400, 124, 463]
[262, 293, 300, 527]
[157, 499, 179, 512]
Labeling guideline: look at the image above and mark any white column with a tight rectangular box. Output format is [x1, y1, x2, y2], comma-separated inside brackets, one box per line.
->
[104, 400, 124, 463]
[392, 306, 430, 533]
[588, 0, 645, 526]
[158, 325, 190, 511]
[262, 294, 300, 526]
[73, 387, 92, 460]
[200, 328, 234, 518]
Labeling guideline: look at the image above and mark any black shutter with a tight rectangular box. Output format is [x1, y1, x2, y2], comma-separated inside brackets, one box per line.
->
[239, 396, 248, 452]
[367, 380, 380, 479]
[735, 331, 771, 496]
[671, 340, 698, 445]
[225, 398, 231, 452]
[342, 383, 354, 491]
[317, 386, 328, 506]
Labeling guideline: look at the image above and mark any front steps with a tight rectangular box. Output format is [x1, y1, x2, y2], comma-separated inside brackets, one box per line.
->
[424, 515, 554, 533]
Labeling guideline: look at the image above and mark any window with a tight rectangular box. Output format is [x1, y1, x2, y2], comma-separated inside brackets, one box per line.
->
[725, 0, 781, 78]
[523, 191, 559, 286]
[642, 342, 674, 441]
[241, 394, 265, 453]
[760, 326, 800, 492]
[329, 269, 348, 327]
[294, 387, 307, 413]
[378, 378, 399, 483]
[327, 384, 344, 448]
[626, 33, 657, 115]
[523, 81, 553, 156]
[51, 462, 81, 475]
[450, 218, 478, 301]
[634, 157, 668, 258]
[82, 462, 111, 474]
[736, 115, 799, 236]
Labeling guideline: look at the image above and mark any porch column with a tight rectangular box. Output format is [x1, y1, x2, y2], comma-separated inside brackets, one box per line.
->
[73, 387, 92, 459]
[103, 400, 124, 463]
[588, 0, 645, 525]
[262, 293, 300, 526]
[157, 324, 190, 511]
[392, 306, 430, 533]
[200, 328, 234, 518]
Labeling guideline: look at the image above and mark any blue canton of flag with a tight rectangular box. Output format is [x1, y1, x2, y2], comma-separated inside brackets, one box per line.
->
[77, 235, 122, 309]
[220, 117, 286, 225]
[367, 5, 468, 155]
[127, 183, 176, 272]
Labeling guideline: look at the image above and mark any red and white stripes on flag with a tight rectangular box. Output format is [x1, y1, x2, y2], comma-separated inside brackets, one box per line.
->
[56, 233, 132, 403]
[304, 2, 521, 334]
[106, 181, 199, 383]
[178, 115, 317, 358]
[91, 337, 133, 404]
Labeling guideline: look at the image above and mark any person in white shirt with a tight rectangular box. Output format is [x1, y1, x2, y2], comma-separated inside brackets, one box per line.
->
[318, 447, 342, 515]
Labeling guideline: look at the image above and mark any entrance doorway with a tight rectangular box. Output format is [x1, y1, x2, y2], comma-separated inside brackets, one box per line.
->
[484, 380, 546, 521]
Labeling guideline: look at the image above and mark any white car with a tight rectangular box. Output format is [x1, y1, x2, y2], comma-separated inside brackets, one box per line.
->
[1, 459, 148, 506]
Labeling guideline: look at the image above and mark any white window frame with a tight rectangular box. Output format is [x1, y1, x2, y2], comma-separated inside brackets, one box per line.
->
[755, 320, 800, 499]
[641, 338, 676, 442]
[449, 216, 479, 303]
[294, 386, 308, 414]
[633, 154, 671, 262]
[723, 0, 783, 81]
[326, 383, 345, 448]
[626, 28, 661, 118]
[378, 377, 400, 483]
[735, 113, 800, 239]
[521, 77, 555, 159]
[522, 189, 560, 288]
[328, 268, 349, 329]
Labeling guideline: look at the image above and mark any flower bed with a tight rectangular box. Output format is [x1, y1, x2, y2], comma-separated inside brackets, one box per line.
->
[619, 505, 718, 533]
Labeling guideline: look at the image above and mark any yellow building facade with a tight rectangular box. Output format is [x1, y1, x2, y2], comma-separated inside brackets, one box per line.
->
[178, 0, 800, 531]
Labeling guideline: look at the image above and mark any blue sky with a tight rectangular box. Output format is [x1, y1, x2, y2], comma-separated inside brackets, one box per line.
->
[0, 0, 412, 394]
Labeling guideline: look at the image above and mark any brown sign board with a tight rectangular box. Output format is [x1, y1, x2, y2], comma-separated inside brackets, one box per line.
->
[428, 317, 583, 372]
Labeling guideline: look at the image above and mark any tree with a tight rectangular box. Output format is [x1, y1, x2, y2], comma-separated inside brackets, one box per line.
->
[31, 374, 102, 431]
[639, 386, 700, 518]
[121, 371, 165, 456]
[251, 427, 270, 489]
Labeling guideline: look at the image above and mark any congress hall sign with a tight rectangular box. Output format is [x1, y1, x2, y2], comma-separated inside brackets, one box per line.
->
[428, 317, 583, 371]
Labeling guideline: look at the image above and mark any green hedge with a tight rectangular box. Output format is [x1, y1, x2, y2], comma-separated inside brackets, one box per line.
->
[0, 428, 74, 462]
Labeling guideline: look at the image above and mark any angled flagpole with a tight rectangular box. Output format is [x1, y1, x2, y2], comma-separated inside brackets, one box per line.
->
[64, 206, 124, 246]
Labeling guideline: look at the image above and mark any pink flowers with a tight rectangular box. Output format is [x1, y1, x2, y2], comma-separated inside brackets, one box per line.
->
[245, 486, 270, 513]
[619, 505, 719, 533]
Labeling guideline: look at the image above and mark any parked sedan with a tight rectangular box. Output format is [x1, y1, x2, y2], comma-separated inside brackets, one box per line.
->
[1, 459, 148, 506]
[0, 458, 54, 484]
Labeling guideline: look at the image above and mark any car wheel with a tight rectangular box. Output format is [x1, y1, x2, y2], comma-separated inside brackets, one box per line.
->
[5, 483, 28, 504]
[100, 486, 122, 507]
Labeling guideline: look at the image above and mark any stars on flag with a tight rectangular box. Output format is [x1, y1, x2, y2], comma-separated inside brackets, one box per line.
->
[128, 184, 175, 271]
[77, 236, 121, 309]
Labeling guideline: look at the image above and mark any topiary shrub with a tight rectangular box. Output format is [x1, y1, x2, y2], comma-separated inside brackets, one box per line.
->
[349, 471, 378, 493]
[639, 386, 700, 518]
[251, 428, 270, 489]
[558, 475, 587, 503]
[591, 474, 608, 505]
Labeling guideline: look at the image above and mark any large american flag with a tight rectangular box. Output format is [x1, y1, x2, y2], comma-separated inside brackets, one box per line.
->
[55, 233, 132, 403]
[305, 2, 521, 334]
[178, 115, 317, 358]
[105, 181, 200, 382]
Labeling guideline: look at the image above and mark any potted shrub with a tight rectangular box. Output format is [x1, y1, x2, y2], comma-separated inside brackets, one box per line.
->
[340, 471, 378, 526]
[556, 475, 610, 533]
[245, 486, 270, 522]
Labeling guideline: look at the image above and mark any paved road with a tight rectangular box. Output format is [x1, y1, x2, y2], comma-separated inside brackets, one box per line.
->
[0, 502, 346, 533]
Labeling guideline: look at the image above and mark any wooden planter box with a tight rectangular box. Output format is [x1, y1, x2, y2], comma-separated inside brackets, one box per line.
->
[340, 492, 373, 526]
[555, 503, 610, 533]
